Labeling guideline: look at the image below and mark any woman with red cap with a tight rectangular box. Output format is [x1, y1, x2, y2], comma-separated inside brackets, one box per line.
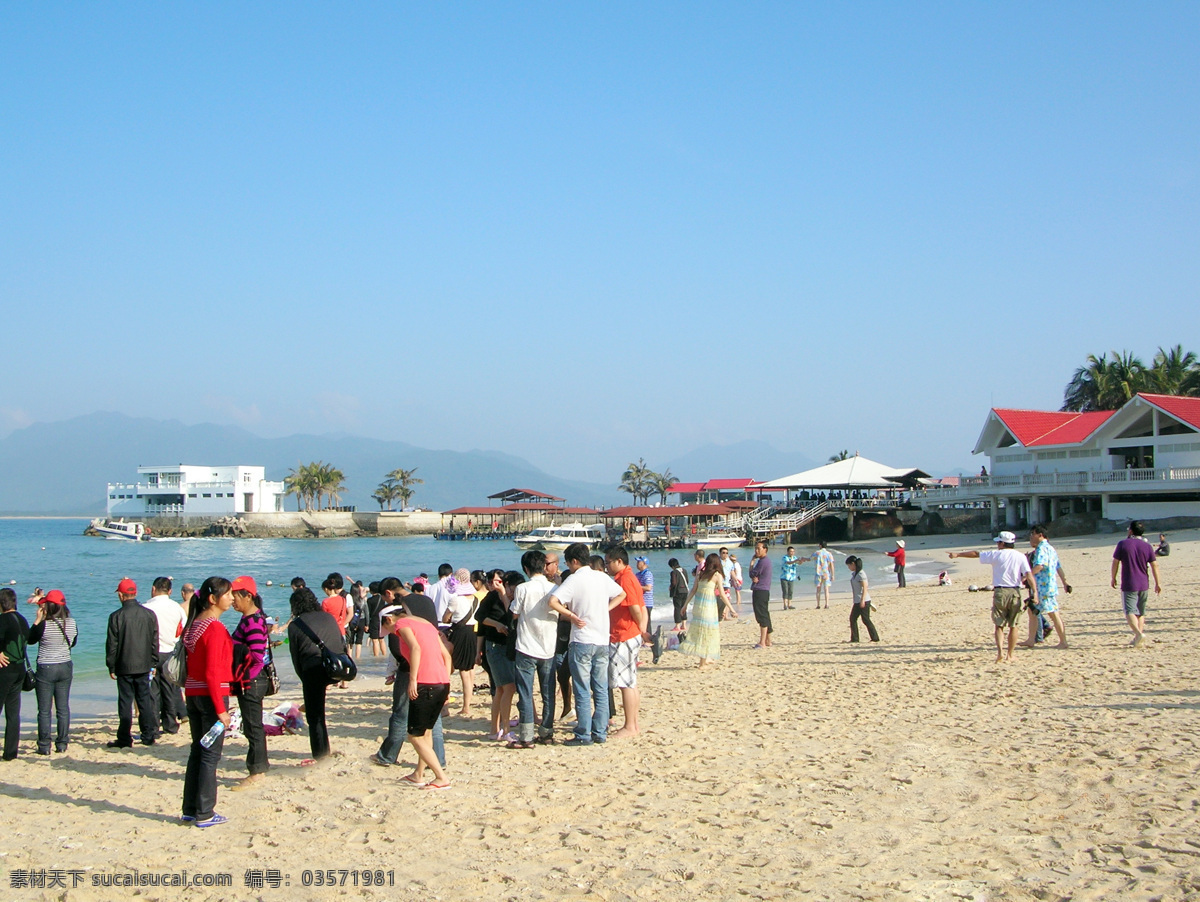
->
[230, 576, 271, 789]
[27, 589, 77, 755]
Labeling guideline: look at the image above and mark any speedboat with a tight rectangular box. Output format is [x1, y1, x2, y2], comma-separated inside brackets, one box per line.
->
[513, 523, 605, 552]
[695, 530, 744, 549]
[89, 518, 153, 541]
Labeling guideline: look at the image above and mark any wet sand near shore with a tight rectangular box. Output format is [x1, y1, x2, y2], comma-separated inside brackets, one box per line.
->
[3, 530, 1199, 901]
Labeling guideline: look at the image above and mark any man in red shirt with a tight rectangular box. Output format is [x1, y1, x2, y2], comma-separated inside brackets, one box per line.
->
[604, 547, 647, 740]
[884, 540, 907, 588]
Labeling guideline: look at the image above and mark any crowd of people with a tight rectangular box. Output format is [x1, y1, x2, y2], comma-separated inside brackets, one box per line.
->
[0, 521, 1171, 823]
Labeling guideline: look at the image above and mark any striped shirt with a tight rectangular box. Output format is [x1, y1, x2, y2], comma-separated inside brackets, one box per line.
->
[29, 616, 77, 666]
[231, 611, 270, 681]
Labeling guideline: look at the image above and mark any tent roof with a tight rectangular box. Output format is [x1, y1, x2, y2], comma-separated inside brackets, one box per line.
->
[486, 488, 565, 502]
[758, 455, 929, 490]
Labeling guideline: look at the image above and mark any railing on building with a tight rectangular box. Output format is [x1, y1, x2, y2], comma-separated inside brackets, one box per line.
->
[919, 466, 1200, 505]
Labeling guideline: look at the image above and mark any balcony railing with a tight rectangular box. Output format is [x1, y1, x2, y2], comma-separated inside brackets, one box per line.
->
[919, 466, 1200, 503]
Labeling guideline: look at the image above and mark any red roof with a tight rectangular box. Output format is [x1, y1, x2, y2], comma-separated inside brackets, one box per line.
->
[486, 488, 565, 502]
[599, 504, 737, 518]
[442, 506, 512, 516]
[703, 478, 756, 490]
[992, 409, 1115, 447]
[667, 482, 707, 494]
[1139, 393, 1200, 431]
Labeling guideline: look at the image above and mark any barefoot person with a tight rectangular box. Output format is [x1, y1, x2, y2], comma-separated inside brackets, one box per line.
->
[749, 541, 773, 649]
[1111, 520, 1162, 646]
[949, 531, 1038, 663]
[812, 542, 835, 609]
[1019, 525, 1070, 649]
[392, 599, 454, 789]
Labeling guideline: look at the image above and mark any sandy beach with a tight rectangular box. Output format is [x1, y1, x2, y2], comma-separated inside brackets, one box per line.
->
[3, 529, 1199, 901]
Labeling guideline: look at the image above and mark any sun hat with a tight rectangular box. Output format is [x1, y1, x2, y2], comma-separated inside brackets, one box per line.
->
[40, 589, 66, 605]
[116, 578, 137, 595]
[895, 540, 905, 548]
[230, 575, 258, 595]
[378, 605, 403, 619]
[454, 567, 471, 583]
[993, 531, 1017, 544]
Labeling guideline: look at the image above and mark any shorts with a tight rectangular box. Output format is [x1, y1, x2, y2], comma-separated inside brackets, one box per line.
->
[407, 683, 449, 736]
[991, 587, 1023, 628]
[780, 578, 793, 600]
[485, 640, 516, 686]
[1039, 592, 1058, 614]
[1122, 591, 1149, 617]
[751, 589, 772, 629]
[609, 637, 641, 689]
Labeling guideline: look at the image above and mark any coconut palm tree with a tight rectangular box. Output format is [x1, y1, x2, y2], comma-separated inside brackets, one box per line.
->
[373, 478, 400, 511]
[284, 462, 317, 512]
[1063, 351, 1147, 411]
[619, 458, 653, 505]
[829, 450, 851, 463]
[318, 463, 346, 510]
[1148, 345, 1200, 396]
[387, 467, 423, 509]
[649, 469, 677, 504]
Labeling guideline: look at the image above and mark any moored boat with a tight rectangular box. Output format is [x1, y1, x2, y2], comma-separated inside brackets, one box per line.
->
[513, 523, 605, 552]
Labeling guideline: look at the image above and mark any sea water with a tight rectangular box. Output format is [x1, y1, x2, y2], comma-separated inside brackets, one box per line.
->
[0, 518, 917, 715]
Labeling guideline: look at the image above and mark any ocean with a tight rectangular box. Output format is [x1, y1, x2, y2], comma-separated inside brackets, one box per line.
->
[0, 518, 918, 716]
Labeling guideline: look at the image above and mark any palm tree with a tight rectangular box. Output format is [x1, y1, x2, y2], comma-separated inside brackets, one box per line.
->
[1063, 351, 1147, 411]
[649, 469, 677, 504]
[619, 458, 653, 505]
[1148, 345, 1200, 396]
[829, 450, 851, 463]
[319, 463, 346, 510]
[373, 478, 400, 511]
[387, 467, 423, 508]
[284, 462, 317, 512]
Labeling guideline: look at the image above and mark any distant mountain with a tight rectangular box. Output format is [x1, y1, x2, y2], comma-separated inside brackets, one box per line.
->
[660, 440, 820, 484]
[0, 412, 622, 514]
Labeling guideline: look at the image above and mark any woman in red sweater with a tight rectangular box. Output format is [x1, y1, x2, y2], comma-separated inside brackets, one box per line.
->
[181, 576, 234, 828]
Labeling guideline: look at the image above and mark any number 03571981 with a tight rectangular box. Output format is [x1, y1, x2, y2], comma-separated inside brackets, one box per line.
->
[301, 870, 394, 887]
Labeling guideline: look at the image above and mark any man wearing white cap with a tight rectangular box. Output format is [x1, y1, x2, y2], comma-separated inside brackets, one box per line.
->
[884, 540, 907, 588]
[949, 532, 1038, 663]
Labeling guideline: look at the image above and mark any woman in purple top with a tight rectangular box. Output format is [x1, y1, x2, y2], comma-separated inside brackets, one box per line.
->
[230, 575, 271, 788]
[749, 541, 773, 648]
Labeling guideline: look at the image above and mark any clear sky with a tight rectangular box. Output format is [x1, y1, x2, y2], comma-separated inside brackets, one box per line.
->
[3, 3, 1198, 482]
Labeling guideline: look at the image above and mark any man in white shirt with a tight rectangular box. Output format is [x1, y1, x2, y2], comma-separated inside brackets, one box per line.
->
[509, 550, 560, 747]
[427, 563, 454, 621]
[549, 543, 626, 746]
[949, 531, 1039, 663]
[143, 576, 186, 734]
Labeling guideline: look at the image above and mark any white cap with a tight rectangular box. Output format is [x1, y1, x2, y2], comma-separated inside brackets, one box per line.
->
[896, 539, 905, 548]
[993, 531, 1017, 544]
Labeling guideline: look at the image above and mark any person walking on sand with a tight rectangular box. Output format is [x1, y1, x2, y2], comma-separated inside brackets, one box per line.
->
[780, 546, 799, 610]
[949, 531, 1038, 663]
[1111, 520, 1162, 647]
[668, 558, 690, 630]
[391, 598, 454, 789]
[845, 556, 880, 643]
[106, 578, 160, 748]
[750, 541, 773, 648]
[812, 542, 835, 609]
[678, 553, 728, 669]
[884, 540, 907, 588]
[1019, 525, 1070, 649]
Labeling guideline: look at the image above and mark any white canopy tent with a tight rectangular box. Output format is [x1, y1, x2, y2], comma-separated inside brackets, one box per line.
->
[756, 454, 929, 491]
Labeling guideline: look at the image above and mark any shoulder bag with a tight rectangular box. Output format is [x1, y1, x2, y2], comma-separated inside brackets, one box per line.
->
[162, 636, 188, 686]
[294, 617, 357, 685]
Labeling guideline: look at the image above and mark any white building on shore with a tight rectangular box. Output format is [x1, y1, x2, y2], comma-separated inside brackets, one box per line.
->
[107, 465, 286, 518]
[918, 393, 1200, 527]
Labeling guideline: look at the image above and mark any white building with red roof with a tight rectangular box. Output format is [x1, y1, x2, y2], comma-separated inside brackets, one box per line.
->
[922, 393, 1200, 526]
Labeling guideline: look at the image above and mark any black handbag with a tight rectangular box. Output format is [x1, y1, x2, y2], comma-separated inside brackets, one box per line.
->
[294, 618, 357, 685]
[22, 650, 34, 692]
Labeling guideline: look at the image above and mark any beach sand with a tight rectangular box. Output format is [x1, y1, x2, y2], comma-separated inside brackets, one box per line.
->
[3, 530, 1199, 900]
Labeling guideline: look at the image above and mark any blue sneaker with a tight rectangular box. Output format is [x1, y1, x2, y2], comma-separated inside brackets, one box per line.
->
[180, 815, 196, 823]
[562, 737, 593, 747]
[194, 813, 228, 828]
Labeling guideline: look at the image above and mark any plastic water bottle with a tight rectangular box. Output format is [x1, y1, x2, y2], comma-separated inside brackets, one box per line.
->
[199, 721, 225, 749]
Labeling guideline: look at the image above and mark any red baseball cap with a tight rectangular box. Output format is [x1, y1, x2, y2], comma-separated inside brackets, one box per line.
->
[40, 589, 66, 605]
[116, 578, 137, 595]
[231, 575, 258, 595]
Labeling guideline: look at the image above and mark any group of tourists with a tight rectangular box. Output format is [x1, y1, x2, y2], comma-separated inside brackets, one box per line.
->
[0, 520, 1172, 825]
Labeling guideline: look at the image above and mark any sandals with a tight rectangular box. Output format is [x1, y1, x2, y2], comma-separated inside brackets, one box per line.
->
[399, 773, 426, 786]
[505, 740, 535, 750]
[421, 781, 452, 791]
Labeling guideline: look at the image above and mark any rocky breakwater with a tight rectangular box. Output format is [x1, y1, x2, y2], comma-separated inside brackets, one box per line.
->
[95, 511, 446, 539]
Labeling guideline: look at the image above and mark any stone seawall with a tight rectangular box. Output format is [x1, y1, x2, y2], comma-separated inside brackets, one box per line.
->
[121, 511, 445, 539]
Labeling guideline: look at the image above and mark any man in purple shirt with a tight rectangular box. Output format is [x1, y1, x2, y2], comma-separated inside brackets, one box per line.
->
[750, 541, 773, 649]
[1111, 520, 1162, 647]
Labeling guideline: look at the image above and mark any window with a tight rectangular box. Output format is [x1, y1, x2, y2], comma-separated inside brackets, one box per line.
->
[203, 493, 212, 498]
[188, 493, 197, 498]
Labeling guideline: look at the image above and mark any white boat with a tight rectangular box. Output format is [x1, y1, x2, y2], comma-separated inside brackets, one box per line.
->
[513, 523, 605, 552]
[89, 518, 153, 541]
[695, 530, 745, 549]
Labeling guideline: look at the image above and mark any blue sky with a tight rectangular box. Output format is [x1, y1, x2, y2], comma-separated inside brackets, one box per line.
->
[2, 3, 1197, 482]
